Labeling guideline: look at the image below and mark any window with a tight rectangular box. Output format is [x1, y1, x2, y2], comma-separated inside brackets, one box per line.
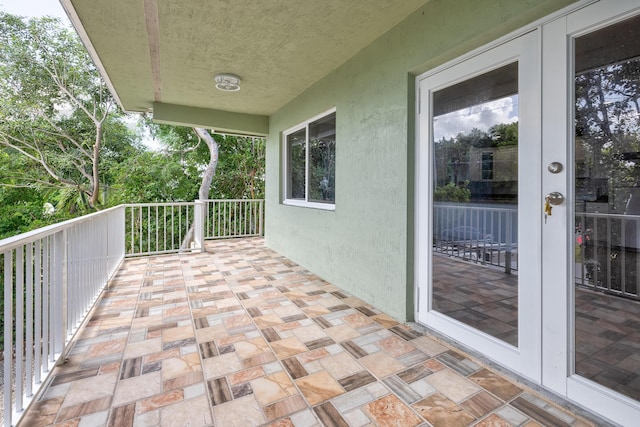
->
[283, 109, 336, 209]
[481, 152, 494, 180]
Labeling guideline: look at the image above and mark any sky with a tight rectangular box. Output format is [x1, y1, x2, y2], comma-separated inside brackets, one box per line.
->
[433, 96, 519, 141]
[1, 0, 69, 21]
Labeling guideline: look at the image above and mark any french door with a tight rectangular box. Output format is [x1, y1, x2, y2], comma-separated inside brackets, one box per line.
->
[417, 1, 640, 424]
[416, 30, 542, 381]
[543, 2, 640, 425]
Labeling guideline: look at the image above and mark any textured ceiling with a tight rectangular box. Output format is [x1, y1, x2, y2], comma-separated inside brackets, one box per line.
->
[63, 0, 429, 116]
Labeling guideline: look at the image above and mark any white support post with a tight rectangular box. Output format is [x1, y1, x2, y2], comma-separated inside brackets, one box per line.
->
[52, 230, 67, 359]
[4, 251, 13, 427]
[194, 200, 205, 252]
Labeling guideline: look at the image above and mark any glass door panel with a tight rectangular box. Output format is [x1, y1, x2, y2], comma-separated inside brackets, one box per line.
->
[573, 14, 640, 401]
[432, 64, 519, 346]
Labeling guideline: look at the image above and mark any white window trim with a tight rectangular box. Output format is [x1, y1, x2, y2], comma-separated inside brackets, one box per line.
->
[282, 107, 336, 210]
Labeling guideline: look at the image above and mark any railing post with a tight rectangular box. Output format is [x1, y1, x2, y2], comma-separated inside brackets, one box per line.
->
[194, 200, 205, 252]
[259, 199, 265, 236]
[52, 229, 67, 359]
[4, 250, 14, 427]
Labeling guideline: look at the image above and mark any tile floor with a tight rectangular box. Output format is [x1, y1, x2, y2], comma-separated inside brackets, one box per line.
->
[434, 253, 640, 402]
[19, 238, 597, 427]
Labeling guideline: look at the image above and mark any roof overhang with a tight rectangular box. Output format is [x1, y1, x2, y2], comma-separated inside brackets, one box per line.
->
[61, 0, 430, 134]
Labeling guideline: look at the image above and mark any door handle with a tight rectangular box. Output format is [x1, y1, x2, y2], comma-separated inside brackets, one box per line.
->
[544, 192, 564, 220]
[545, 192, 564, 206]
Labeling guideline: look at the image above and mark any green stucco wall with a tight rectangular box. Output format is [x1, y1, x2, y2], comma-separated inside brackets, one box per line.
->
[265, 0, 577, 322]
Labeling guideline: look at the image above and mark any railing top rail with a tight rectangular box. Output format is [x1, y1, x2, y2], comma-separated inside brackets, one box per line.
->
[577, 211, 640, 220]
[433, 203, 517, 213]
[124, 202, 196, 207]
[203, 199, 264, 202]
[0, 205, 124, 253]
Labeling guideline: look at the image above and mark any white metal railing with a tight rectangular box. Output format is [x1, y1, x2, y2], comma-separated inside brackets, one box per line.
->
[125, 203, 195, 257]
[576, 212, 640, 300]
[124, 200, 264, 257]
[1, 199, 264, 426]
[433, 203, 518, 273]
[204, 199, 264, 240]
[0, 206, 124, 427]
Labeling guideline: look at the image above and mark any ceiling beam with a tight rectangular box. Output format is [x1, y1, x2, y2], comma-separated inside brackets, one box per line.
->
[153, 102, 269, 136]
[143, 0, 162, 102]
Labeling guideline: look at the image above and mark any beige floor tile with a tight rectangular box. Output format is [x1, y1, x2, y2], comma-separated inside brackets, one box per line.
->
[124, 338, 162, 359]
[323, 324, 361, 343]
[270, 337, 308, 359]
[86, 338, 127, 358]
[159, 395, 212, 427]
[162, 325, 194, 343]
[411, 336, 449, 357]
[318, 352, 363, 380]
[202, 352, 243, 379]
[196, 325, 228, 343]
[233, 337, 270, 360]
[61, 372, 118, 408]
[426, 369, 482, 403]
[292, 325, 328, 343]
[359, 352, 405, 378]
[212, 395, 267, 427]
[377, 335, 416, 358]
[223, 314, 254, 329]
[113, 372, 163, 407]
[364, 394, 423, 427]
[250, 371, 298, 405]
[342, 312, 375, 329]
[413, 392, 476, 427]
[136, 389, 184, 413]
[161, 353, 201, 381]
[296, 371, 345, 405]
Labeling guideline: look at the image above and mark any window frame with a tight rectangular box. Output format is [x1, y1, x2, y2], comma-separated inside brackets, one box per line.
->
[282, 108, 336, 210]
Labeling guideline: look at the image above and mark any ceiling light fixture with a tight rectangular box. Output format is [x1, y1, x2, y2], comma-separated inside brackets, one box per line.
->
[214, 73, 241, 92]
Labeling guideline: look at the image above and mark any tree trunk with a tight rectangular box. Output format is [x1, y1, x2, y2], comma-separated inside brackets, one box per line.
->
[89, 123, 103, 208]
[194, 127, 219, 200]
[180, 127, 218, 251]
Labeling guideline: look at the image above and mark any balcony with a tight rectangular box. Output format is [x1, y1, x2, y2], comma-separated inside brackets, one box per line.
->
[2, 201, 595, 426]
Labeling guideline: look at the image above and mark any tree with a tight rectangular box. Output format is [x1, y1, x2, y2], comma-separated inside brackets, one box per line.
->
[147, 123, 265, 200]
[193, 128, 219, 200]
[0, 13, 136, 211]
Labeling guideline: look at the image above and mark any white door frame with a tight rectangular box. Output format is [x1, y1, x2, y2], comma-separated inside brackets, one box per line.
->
[542, 1, 640, 425]
[415, 30, 542, 382]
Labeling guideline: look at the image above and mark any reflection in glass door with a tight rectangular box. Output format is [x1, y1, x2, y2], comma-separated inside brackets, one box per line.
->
[573, 14, 640, 401]
[432, 63, 519, 346]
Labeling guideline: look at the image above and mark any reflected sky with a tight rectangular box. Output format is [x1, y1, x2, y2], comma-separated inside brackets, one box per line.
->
[434, 95, 519, 141]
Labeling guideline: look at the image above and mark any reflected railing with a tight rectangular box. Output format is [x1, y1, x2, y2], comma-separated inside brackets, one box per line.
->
[432, 205, 640, 300]
[576, 212, 640, 300]
[433, 203, 518, 273]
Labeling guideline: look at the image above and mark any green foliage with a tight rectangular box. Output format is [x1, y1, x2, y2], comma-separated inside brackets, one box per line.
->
[0, 13, 265, 243]
[489, 122, 518, 147]
[109, 150, 198, 203]
[434, 181, 471, 202]
[0, 13, 138, 213]
[211, 134, 265, 200]
[143, 122, 266, 201]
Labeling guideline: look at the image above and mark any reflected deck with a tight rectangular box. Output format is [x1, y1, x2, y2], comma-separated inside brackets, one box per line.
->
[434, 253, 640, 401]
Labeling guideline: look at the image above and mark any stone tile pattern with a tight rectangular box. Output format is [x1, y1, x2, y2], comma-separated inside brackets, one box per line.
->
[19, 238, 594, 427]
[432, 255, 518, 346]
[574, 288, 640, 401]
[434, 252, 640, 402]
